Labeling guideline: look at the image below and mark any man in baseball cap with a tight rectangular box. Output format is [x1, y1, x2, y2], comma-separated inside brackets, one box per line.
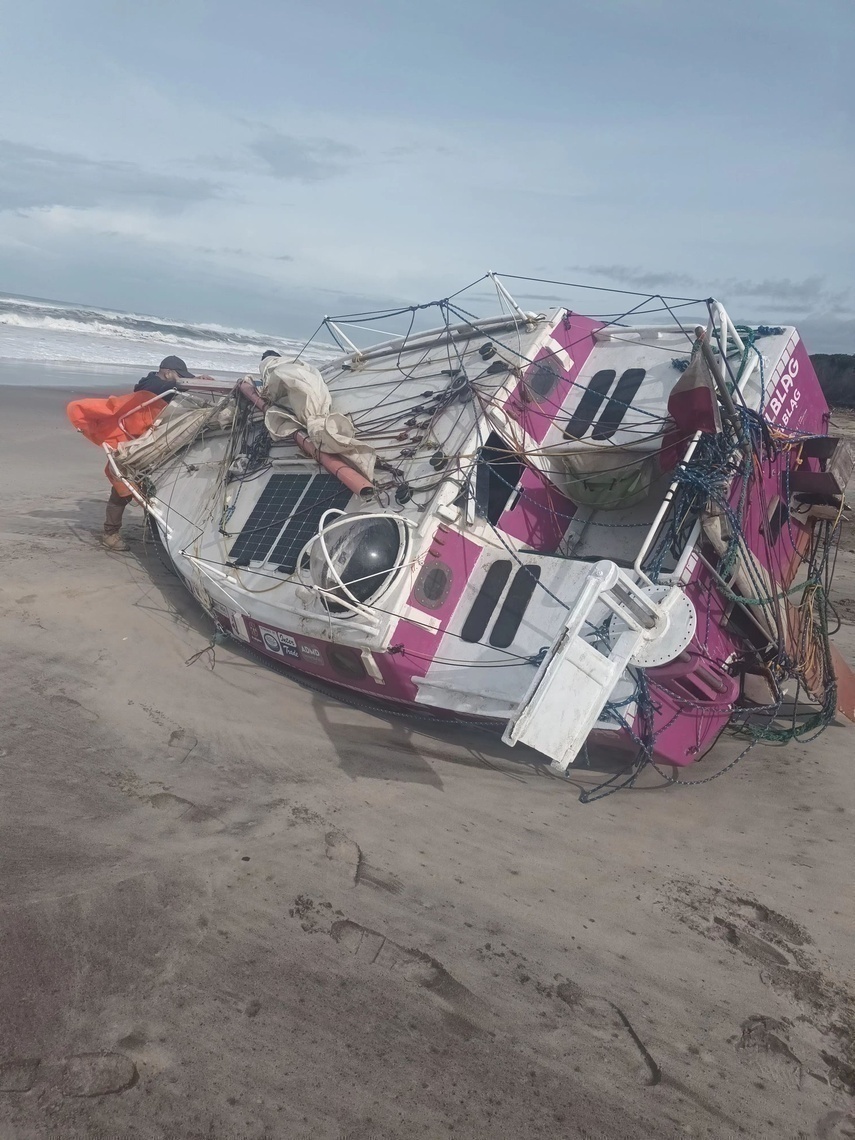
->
[133, 355, 197, 399]
[98, 355, 217, 550]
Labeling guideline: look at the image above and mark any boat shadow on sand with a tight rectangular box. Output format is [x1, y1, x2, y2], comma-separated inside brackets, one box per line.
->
[32, 498, 766, 800]
[90, 511, 657, 798]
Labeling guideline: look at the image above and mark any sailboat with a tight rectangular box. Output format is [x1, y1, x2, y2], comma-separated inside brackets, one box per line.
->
[72, 273, 854, 792]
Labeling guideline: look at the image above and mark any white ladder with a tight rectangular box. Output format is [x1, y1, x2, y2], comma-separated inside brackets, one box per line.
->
[502, 560, 667, 772]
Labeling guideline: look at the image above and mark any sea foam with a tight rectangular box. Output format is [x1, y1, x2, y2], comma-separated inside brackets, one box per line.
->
[0, 293, 335, 372]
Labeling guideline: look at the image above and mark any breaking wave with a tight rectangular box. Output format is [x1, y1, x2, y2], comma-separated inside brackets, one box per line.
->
[0, 293, 335, 372]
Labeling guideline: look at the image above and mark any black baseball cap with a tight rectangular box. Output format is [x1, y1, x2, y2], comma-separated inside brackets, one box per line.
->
[159, 355, 194, 378]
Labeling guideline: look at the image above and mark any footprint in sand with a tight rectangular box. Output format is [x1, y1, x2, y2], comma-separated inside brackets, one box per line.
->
[0, 1059, 40, 1092]
[324, 830, 404, 894]
[48, 693, 99, 721]
[329, 918, 488, 1034]
[816, 1111, 855, 1140]
[735, 1015, 803, 1089]
[556, 981, 661, 1086]
[60, 1052, 138, 1097]
[0, 1053, 137, 1097]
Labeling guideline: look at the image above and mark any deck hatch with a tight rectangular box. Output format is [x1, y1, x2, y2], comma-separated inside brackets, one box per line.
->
[461, 560, 513, 643]
[228, 473, 352, 571]
[489, 566, 541, 648]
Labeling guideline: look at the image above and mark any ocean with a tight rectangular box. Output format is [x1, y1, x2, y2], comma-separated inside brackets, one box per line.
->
[0, 292, 335, 388]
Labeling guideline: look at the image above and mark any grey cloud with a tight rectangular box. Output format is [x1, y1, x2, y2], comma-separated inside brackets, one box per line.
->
[570, 265, 701, 293]
[794, 316, 855, 354]
[249, 131, 359, 182]
[197, 246, 294, 262]
[568, 265, 851, 316]
[720, 276, 849, 313]
[0, 139, 220, 213]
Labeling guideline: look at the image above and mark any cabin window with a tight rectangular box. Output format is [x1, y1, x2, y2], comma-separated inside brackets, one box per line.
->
[564, 367, 647, 441]
[591, 368, 646, 440]
[526, 357, 561, 403]
[765, 496, 790, 545]
[326, 645, 367, 680]
[475, 432, 525, 525]
[312, 516, 405, 611]
[489, 566, 541, 648]
[461, 560, 513, 643]
[229, 473, 353, 572]
[564, 369, 615, 439]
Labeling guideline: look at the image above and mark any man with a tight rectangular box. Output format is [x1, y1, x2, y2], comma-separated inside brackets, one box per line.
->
[134, 354, 195, 400]
[102, 355, 214, 551]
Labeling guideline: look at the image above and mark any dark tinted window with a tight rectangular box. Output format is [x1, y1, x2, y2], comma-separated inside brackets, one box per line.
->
[527, 357, 561, 402]
[461, 560, 512, 643]
[489, 566, 541, 648]
[475, 432, 525, 525]
[591, 368, 646, 440]
[564, 370, 615, 439]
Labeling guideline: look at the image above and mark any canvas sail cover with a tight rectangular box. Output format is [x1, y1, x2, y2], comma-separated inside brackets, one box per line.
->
[551, 448, 657, 510]
[260, 357, 377, 481]
[115, 396, 228, 473]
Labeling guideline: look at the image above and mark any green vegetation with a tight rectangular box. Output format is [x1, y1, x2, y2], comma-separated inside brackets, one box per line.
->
[812, 354, 855, 408]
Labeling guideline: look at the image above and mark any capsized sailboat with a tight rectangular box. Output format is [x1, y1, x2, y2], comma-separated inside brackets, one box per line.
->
[72, 274, 855, 795]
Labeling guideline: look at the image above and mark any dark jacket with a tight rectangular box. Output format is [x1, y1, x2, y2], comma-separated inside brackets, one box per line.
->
[134, 372, 185, 401]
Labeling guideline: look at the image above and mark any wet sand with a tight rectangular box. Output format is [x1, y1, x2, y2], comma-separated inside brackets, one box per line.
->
[0, 359, 144, 389]
[1, 383, 853, 1139]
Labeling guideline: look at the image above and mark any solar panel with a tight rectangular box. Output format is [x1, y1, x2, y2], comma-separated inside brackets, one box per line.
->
[270, 476, 353, 573]
[228, 474, 312, 565]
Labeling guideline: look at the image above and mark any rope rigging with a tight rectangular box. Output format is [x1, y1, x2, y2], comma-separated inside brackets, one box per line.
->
[126, 273, 843, 804]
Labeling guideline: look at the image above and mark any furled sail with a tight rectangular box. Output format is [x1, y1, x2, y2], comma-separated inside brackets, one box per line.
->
[260, 356, 377, 481]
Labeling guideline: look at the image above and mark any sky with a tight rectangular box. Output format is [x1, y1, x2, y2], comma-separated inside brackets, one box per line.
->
[1, 0, 853, 350]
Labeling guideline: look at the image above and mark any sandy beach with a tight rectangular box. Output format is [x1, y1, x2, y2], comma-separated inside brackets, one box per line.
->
[1, 382, 853, 1139]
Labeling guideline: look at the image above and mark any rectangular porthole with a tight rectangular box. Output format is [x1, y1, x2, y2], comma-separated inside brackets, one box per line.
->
[489, 565, 541, 648]
[461, 560, 513, 643]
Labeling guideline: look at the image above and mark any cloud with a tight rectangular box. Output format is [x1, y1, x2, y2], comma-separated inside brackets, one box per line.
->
[567, 265, 851, 317]
[190, 244, 294, 263]
[796, 315, 855, 355]
[569, 264, 701, 293]
[720, 276, 849, 313]
[248, 130, 359, 182]
[0, 139, 220, 214]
